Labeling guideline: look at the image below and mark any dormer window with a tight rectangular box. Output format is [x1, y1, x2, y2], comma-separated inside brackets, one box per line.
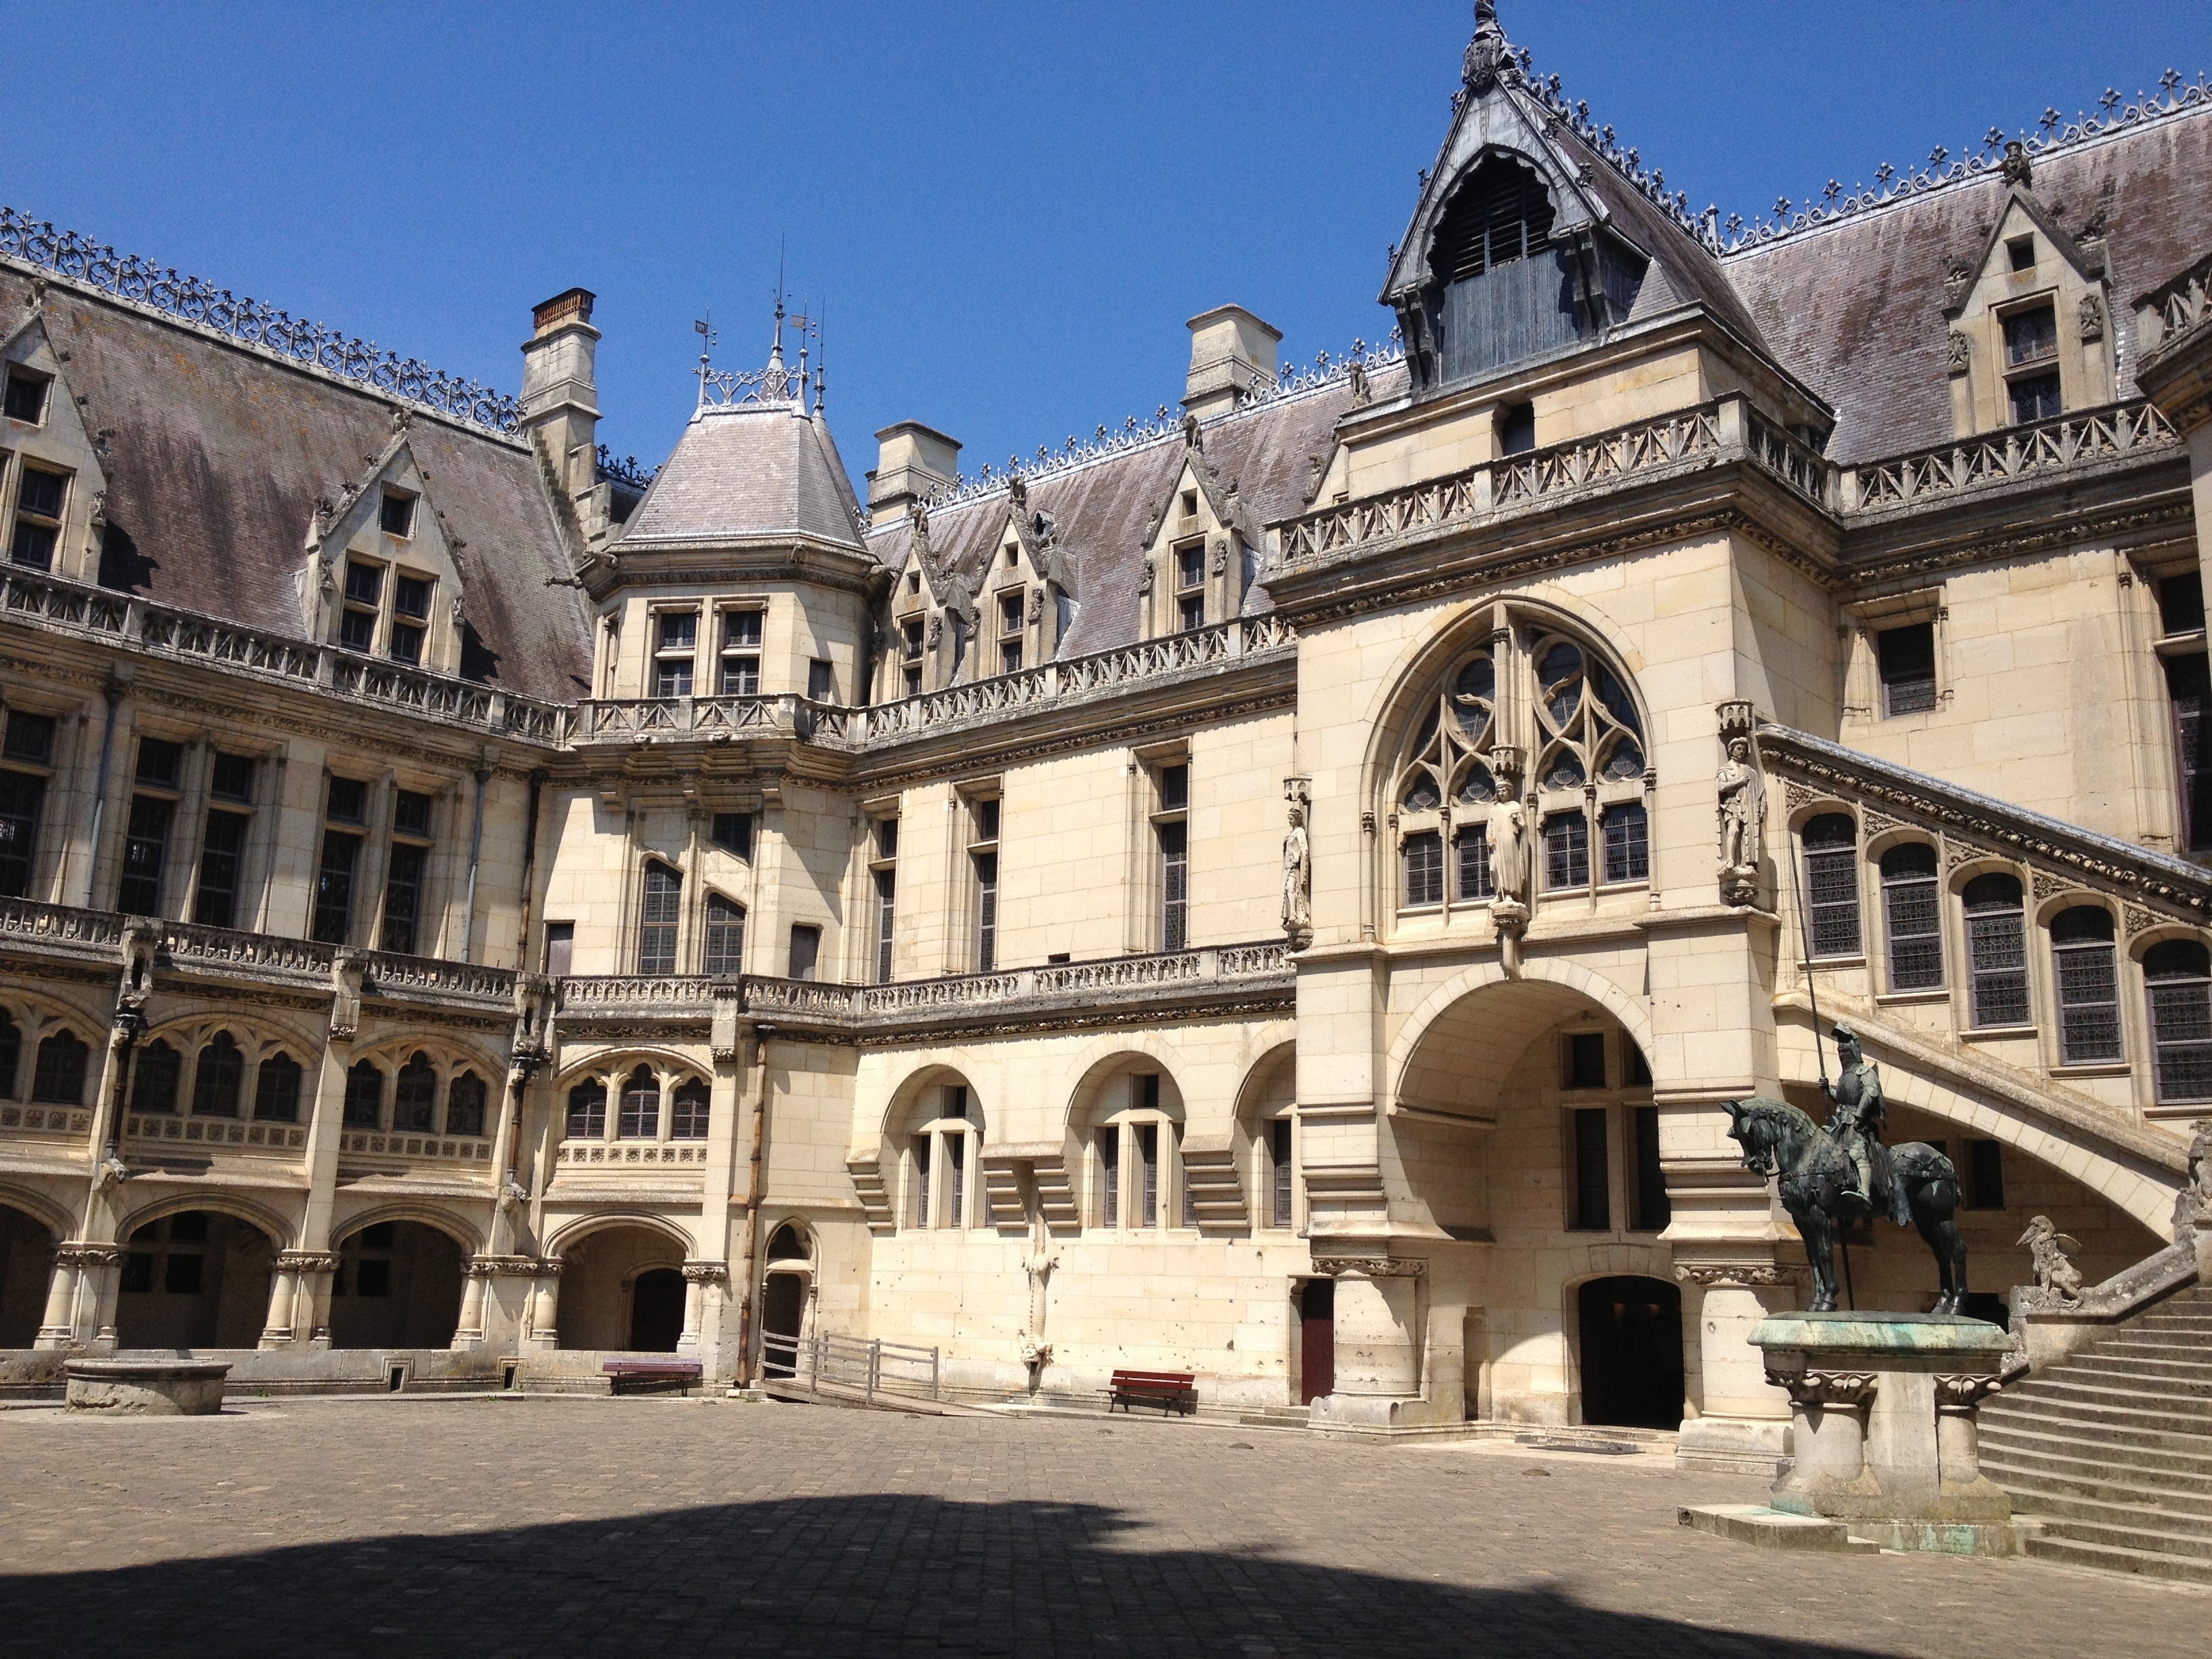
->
[998, 592, 1024, 674]
[907, 570, 920, 594]
[3, 370, 47, 425]
[1176, 545, 1205, 632]
[901, 619, 924, 697]
[1179, 490, 1198, 525]
[9, 466, 65, 571]
[380, 490, 416, 538]
[390, 574, 432, 665]
[653, 611, 698, 696]
[2007, 236, 2036, 273]
[340, 561, 382, 651]
[2003, 305, 2056, 367]
[719, 609, 762, 695]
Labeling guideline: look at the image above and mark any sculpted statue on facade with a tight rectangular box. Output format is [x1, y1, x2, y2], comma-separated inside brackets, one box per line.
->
[2015, 1214, 2084, 1306]
[1282, 801, 1313, 948]
[1485, 753, 1530, 924]
[1717, 734, 1765, 905]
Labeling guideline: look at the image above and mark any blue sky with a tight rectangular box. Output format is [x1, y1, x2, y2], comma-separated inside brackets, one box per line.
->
[9, 2, 2209, 487]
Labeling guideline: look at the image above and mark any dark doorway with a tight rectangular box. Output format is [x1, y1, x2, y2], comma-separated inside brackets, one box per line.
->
[760, 1273, 804, 1378]
[628, 1267, 685, 1352]
[1576, 1275, 1683, 1429]
[1298, 1277, 1336, 1405]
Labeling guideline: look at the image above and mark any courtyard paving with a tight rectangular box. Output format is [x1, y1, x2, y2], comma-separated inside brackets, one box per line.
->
[0, 1394, 2197, 1657]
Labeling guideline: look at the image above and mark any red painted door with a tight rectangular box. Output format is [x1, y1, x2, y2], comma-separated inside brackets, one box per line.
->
[1299, 1277, 1335, 1404]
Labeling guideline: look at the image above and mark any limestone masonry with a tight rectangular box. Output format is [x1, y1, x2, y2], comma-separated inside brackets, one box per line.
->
[3, 8, 2212, 1482]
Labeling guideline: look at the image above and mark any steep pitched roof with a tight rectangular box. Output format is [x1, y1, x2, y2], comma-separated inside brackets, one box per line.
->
[0, 263, 593, 703]
[617, 399, 865, 552]
[1723, 106, 2212, 462]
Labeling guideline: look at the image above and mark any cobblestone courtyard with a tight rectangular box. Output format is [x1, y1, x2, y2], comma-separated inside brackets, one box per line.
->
[0, 1395, 2198, 1657]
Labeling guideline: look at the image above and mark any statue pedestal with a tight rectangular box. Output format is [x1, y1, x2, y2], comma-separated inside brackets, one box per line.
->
[1688, 1311, 2015, 1555]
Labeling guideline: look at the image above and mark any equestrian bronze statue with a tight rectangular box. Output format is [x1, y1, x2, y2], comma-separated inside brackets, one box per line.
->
[1723, 1025, 1971, 1315]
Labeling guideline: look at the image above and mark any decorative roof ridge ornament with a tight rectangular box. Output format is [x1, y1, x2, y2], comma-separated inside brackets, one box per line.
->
[695, 281, 819, 414]
[0, 205, 524, 438]
[1462, 0, 1514, 97]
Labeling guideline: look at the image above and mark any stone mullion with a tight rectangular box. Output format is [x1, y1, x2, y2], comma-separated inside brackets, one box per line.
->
[355, 770, 399, 949]
[161, 736, 213, 922]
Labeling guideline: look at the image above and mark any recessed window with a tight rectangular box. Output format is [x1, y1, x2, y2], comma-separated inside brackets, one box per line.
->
[382, 790, 434, 956]
[2147, 939, 2212, 1105]
[195, 808, 249, 930]
[1159, 764, 1189, 813]
[3, 711, 54, 766]
[392, 789, 432, 838]
[1600, 802, 1648, 884]
[2007, 236, 2036, 274]
[326, 776, 369, 824]
[10, 466, 66, 571]
[380, 491, 416, 537]
[1402, 831, 1443, 907]
[1496, 401, 1536, 456]
[2051, 905, 2121, 1064]
[788, 922, 821, 981]
[340, 561, 382, 652]
[389, 575, 432, 666]
[1880, 843, 1942, 991]
[653, 611, 698, 697]
[998, 592, 1024, 674]
[973, 849, 998, 971]
[1962, 873, 2029, 1027]
[3, 370, 48, 424]
[1455, 825, 1492, 901]
[1570, 1107, 1610, 1231]
[975, 798, 1000, 843]
[117, 795, 173, 916]
[1801, 814, 1861, 958]
[637, 863, 681, 974]
[1965, 1139, 2005, 1210]
[2009, 371, 2062, 425]
[2159, 573, 2207, 638]
[711, 812, 754, 859]
[1543, 811, 1589, 890]
[1176, 545, 1205, 632]
[806, 658, 835, 702]
[209, 752, 256, 802]
[720, 610, 763, 695]
[1564, 1031, 1606, 1090]
[135, 737, 183, 790]
[907, 571, 920, 594]
[1877, 622, 1937, 716]
[704, 894, 745, 975]
[874, 867, 897, 983]
[671, 1078, 711, 1140]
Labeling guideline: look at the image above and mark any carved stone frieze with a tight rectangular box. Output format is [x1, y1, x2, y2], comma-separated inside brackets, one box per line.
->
[463, 1254, 546, 1279]
[1932, 1372, 2003, 1410]
[1763, 1364, 1879, 1408]
[53, 1242, 124, 1269]
[1675, 1262, 1800, 1288]
[1311, 1256, 1426, 1278]
[680, 1260, 730, 1284]
[274, 1250, 342, 1274]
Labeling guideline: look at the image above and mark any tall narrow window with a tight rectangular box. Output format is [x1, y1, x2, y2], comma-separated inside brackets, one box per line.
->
[9, 466, 65, 570]
[1564, 1031, 1606, 1090]
[947, 1132, 967, 1229]
[393, 1052, 437, 1131]
[901, 619, 924, 697]
[1570, 1107, 1610, 1231]
[670, 1079, 710, 1140]
[1802, 814, 1861, 958]
[807, 658, 836, 702]
[712, 812, 754, 859]
[340, 560, 382, 652]
[314, 777, 367, 945]
[117, 795, 173, 916]
[1543, 811, 1589, 890]
[252, 1052, 302, 1124]
[636, 863, 680, 974]
[30, 1030, 85, 1104]
[1601, 802, 1648, 884]
[1402, 831, 1443, 907]
[1158, 821, 1189, 951]
[720, 610, 762, 695]
[1269, 1117, 1293, 1228]
[2052, 905, 2121, 1063]
[1878, 623, 1938, 716]
[344, 1061, 385, 1128]
[1176, 544, 1205, 632]
[874, 869, 897, 983]
[703, 895, 745, 976]
[2165, 652, 2212, 854]
[1631, 1105, 1669, 1231]
[998, 591, 1024, 674]
[0, 710, 54, 900]
[381, 790, 432, 956]
[132, 1040, 181, 1114]
[788, 924, 821, 981]
[1099, 1126, 1120, 1227]
[653, 611, 697, 696]
[543, 921, 574, 977]
[1963, 874, 2029, 1027]
[913, 1133, 933, 1228]
[1455, 825, 1492, 901]
[194, 810, 249, 928]
[445, 1071, 487, 1137]
[566, 1080, 607, 1140]
[1965, 1139, 2006, 1210]
[0, 1009, 16, 1099]
[618, 1067, 659, 1139]
[1880, 844, 1943, 991]
[1136, 1123, 1158, 1229]
[190, 1033, 245, 1118]
[974, 851, 998, 972]
[2146, 939, 2212, 1106]
[389, 574, 432, 665]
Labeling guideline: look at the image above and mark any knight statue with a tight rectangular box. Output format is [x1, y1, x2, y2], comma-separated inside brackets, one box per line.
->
[1824, 1024, 1904, 1225]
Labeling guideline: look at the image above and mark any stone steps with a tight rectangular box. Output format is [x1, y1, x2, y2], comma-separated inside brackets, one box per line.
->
[1984, 1471, 2212, 1532]
[2024, 1531, 2212, 1584]
[1981, 1422, 2212, 1485]
[1995, 1380, 2212, 1427]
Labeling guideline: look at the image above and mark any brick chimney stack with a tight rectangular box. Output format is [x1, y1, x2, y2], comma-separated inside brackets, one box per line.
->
[520, 287, 601, 496]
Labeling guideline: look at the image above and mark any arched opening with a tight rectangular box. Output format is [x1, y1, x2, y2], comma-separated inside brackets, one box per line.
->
[1575, 1275, 1683, 1429]
[116, 1209, 275, 1349]
[1297, 1278, 1336, 1405]
[760, 1275, 805, 1378]
[628, 1269, 685, 1352]
[554, 1223, 687, 1351]
[328, 1220, 466, 1349]
[0, 1202, 55, 1347]
[891, 1072, 985, 1233]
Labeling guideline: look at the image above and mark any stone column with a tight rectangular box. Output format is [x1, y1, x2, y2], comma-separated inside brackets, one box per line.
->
[83, 1245, 124, 1349]
[283, 1253, 340, 1346]
[525, 1260, 562, 1349]
[260, 1262, 302, 1348]
[679, 1261, 726, 1357]
[1767, 1366, 1877, 1502]
[700, 992, 743, 1381]
[34, 1246, 82, 1349]
[453, 1263, 490, 1350]
[1673, 1263, 1799, 1473]
[1307, 1258, 1426, 1432]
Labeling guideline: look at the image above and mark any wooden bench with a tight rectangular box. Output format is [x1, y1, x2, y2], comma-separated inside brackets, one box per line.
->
[602, 1357, 703, 1395]
[1109, 1369, 1197, 1416]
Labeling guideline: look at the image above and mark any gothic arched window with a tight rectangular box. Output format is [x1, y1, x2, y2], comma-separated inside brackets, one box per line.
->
[2051, 905, 2121, 1064]
[1962, 873, 2028, 1028]
[2146, 939, 2212, 1105]
[392, 1051, 437, 1132]
[445, 1070, 487, 1138]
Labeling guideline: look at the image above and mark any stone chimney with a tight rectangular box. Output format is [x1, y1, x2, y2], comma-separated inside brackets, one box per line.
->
[868, 421, 962, 527]
[1182, 305, 1282, 419]
[520, 287, 600, 496]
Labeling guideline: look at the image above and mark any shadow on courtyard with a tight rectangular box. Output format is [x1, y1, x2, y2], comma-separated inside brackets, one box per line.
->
[0, 1488, 1939, 1659]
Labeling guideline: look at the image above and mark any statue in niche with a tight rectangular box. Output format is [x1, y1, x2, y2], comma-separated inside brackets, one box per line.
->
[1486, 795, 1530, 915]
[1282, 800, 1313, 947]
[1717, 733, 1765, 905]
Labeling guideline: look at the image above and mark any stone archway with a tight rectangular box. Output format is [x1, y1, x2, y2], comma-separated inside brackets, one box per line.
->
[552, 1223, 689, 1351]
[1574, 1274, 1683, 1429]
[628, 1268, 685, 1352]
[0, 1202, 55, 1348]
[328, 1220, 466, 1350]
[115, 1209, 276, 1349]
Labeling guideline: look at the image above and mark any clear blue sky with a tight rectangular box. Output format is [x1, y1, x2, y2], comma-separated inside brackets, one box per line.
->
[10, 2, 2208, 487]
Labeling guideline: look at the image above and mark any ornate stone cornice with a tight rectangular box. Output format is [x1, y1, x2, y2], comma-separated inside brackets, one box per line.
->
[1933, 1372, 2003, 1409]
[53, 1242, 123, 1269]
[274, 1250, 341, 1274]
[465, 1253, 554, 1278]
[1311, 1255, 1427, 1278]
[1763, 1366, 1879, 1408]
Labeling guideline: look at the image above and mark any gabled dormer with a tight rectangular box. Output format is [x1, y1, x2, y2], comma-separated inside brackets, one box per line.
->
[1136, 420, 1255, 640]
[1, 300, 110, 585]
[977, 474, 1072, 674]
[300, 414, 468, 676]
[879, 504, 973, 699]
[1942, 146, 2116, 437]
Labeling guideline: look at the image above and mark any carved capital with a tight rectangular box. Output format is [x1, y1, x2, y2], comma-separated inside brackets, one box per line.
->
[464, 1253, 545, 1279]
[54, 1242, 124, 1269]
[1675, 1262, 1799, 1289]
[1933, 1372, 2003, 1410]
[1764, 1364, 1878, 1408]
[1311, 1255, 1426, 1278]
[680, 1260, 730, 1284]
[274, 1250, 342, 1275]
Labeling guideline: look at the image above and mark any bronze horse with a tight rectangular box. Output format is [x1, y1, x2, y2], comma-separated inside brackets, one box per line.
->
[1723, 1098, 1969, 1314]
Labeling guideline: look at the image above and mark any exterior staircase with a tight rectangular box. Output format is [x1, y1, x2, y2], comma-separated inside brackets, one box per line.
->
[1982, 1284, 2212, 1582]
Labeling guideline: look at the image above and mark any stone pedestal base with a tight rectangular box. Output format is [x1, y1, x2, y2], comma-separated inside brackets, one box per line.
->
[1753, 1311, 2015, 1555]
[64, 1358, 230, 1416]
[1675, 1414, 1790, 1475]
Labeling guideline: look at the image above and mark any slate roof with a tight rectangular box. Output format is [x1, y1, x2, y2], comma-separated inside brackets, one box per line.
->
[1723, 105, 2212, 462]
[0, 264, 594, 703]
[617, 399, 865, 552]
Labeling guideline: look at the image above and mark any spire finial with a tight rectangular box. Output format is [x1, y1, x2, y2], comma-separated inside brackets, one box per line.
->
[1464, 0, 1511, 94]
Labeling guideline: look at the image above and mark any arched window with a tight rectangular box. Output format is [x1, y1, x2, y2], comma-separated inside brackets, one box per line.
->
[617, 1066, 659, 1139]
[0, 1009, 18, 1099]
[566, 1079, 607, 1140]
[1963, 874, 2028, 1027]
[446, 1071, 487, 1137]
[131, 1039, 182, 1114]
[909, 1082, 980, 1231]
[343, 1060, 384, 1128]
[1095, 1071, 1183, 1231]
[703, 894, 745, 976]
[2051, 906, 2121, 1063]
[670, 1078, 710, 1140]
[31, 1029, 87, 1105]
[767, 1222, 808, 1261]
[1402, 831, 1443, 907]
[1880, 844, 1942, 991]
[2145, 939, 2212, 1105]
[253, 1052, 302, 1124]
[1801, 815, 1861, 958]
[192, 1032, 245, 1118]
[637, 863, 680, 975]
[392, 1052, 437, 1132]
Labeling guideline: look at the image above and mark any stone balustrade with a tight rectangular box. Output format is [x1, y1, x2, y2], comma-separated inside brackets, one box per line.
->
[1838, 399, 2178, 515]
[129, 1114, 307, 1153]
[2136, 251, 2212, 367]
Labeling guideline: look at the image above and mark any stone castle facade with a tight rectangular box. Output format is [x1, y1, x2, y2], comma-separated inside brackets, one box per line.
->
[3, 8, 2212, 1461]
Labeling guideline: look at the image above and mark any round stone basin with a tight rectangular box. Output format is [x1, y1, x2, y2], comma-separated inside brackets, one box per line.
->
[63, 1358, 231, 1416]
